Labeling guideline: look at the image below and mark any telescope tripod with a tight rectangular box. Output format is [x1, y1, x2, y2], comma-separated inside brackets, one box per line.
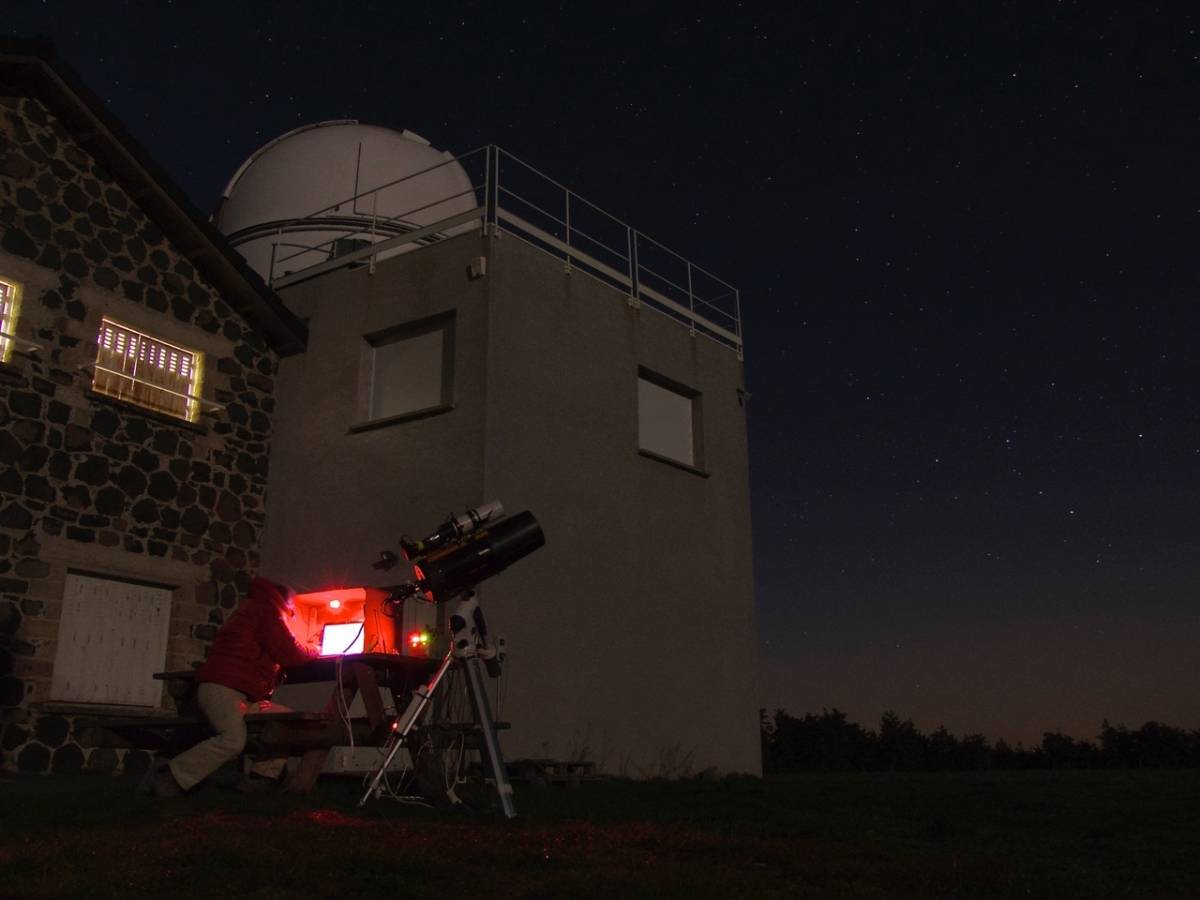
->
[358, 594, 516, 818]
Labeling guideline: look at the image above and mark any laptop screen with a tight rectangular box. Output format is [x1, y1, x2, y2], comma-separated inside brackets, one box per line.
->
[321, 622, 365, 656]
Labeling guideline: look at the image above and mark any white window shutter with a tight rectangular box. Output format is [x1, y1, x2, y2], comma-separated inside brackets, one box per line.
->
[50, 574, 173, 707]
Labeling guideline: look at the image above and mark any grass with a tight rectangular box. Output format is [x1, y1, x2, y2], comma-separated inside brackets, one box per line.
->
[0, 769, 1198, 898]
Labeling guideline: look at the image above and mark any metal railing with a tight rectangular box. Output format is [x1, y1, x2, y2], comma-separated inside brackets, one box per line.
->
[237, 145, 743, 358]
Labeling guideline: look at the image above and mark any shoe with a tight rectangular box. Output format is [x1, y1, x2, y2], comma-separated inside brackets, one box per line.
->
[152, 769, 183, 798]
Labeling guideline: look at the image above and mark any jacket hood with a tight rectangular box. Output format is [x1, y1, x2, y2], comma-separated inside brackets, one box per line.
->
[247, 576, 295, 616]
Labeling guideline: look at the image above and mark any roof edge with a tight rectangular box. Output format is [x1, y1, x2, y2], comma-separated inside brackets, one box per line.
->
[0, 36, 308, 356]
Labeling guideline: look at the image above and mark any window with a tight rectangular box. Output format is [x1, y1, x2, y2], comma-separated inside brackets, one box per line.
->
[638, 368, 702, 469]
[364, 312, 455, 423]
[50, 572, 173, 707]
[0, 277, 22, 364]
[92, 317, 204, 422]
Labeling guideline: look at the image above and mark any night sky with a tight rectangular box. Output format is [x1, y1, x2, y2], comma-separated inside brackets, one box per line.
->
[8, 3, 1199, 746]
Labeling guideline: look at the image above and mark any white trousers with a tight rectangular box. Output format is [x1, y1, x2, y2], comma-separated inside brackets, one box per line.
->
[168, 682, 289, 791]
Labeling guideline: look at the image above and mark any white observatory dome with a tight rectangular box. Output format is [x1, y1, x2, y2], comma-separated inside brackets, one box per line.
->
[214, 121, 479, 283]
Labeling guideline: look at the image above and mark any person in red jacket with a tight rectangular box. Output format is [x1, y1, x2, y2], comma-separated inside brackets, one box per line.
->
[152, 577, 318, 796]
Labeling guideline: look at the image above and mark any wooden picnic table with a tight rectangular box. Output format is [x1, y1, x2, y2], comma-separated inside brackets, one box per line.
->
[147, 653, 442, 792]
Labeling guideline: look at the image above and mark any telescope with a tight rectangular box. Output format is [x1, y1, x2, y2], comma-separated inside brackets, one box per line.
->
[376, 501, 545, 604]
[361, 500, 544, 818]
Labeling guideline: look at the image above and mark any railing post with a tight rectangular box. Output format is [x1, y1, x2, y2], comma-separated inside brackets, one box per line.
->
[483, 146, 492, 234]
[369, 192, 378, 275]
[686, 261, 695, 336]
[269, 230, 280, 285]
[629, 229, 640, 306]
[734, 288, 743, 360]
[492, 146, 501, 238]
[564, 192, 572, 273]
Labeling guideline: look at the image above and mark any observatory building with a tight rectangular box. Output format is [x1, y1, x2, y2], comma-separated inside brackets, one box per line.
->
[214, 121, 759, 775]
[0, 37, 754, 779]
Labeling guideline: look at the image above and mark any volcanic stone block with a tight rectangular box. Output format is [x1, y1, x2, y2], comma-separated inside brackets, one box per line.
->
[113, 467, 149, 504]
[0, 603, 19, 635]
[89, 407, 119, 438]
[51, 743, 84, 773]
[0, 227, 36, 258]
[62, 252, 87, 278]
[1, 722, 28, 750]
[47, 401, 70, 424]
[94, 486, 126, 516]
[86, 747, 119, 772]
[93, 266, 119, 289]
[64, 424, 92, 450]
[23, 474, 53, 502]
[18, 444, 49, 471]
[123, 418, 152, 444]
[0, 502, 32, 529]
[147, 471, 178, 502]
[152, 429, 179, 455]
[8, 391, 42, 418]
[0, 432, 19, 464]
[131, 448, 159, 472]
[13, 559, 49, 581]
[216, 491, 241, 523]
[180, 506, 209, 536]
[61, 484, 91, 509]
[48, 452, 71, 480]
[62, 183, 88, 211]
[35, 714, 69, 748]
[74, 455, 110, 485]
[11, 420, 44, 444]
[16, 739, 48, 777]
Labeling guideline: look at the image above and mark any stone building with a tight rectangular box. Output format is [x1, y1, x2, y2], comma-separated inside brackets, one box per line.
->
[0, 39, 305, 774]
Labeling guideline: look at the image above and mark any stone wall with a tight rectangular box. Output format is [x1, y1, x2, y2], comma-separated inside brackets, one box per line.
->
[0, 95, 282, 773]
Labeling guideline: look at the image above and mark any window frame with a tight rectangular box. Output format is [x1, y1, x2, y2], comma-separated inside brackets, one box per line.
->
[0, 276, 24, 365]
[636, 366, 707, 476]
[91, 316, 206, 424]
[353, 310, 456, 432]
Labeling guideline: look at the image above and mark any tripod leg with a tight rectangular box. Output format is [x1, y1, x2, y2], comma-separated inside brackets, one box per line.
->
[462, 656, 516, 819]
[358, 650, 455, 807]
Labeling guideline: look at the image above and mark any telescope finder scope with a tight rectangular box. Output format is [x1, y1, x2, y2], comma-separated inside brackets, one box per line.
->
[401, 500, 505, 558]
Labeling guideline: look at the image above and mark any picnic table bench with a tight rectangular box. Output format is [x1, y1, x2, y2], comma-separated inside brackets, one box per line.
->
[83, 653, 454, 793]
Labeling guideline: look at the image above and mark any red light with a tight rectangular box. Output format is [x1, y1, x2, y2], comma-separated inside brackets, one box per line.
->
[413, 564, 425, 581]
[406, 629, 432, 655]
[328, 598, 342, 610]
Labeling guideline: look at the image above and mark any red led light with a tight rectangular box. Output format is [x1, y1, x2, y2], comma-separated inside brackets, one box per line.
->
[406, 629, 432, 655]
[328, 598, 342, 610]
[413, 564, 425, 581]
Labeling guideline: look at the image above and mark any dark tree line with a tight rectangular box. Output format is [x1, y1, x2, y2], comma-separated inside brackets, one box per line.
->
[761, 709, 1200, 772]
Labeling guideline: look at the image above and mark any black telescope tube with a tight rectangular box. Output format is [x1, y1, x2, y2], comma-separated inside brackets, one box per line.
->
[419, 511, 545, 600]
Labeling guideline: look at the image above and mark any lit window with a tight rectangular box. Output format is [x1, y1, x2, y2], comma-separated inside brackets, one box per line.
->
[92, 317, 205, 422]
[638, 369, 701, 469]
[365, 312, 454, 422]
[0, 278, 22, 364]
